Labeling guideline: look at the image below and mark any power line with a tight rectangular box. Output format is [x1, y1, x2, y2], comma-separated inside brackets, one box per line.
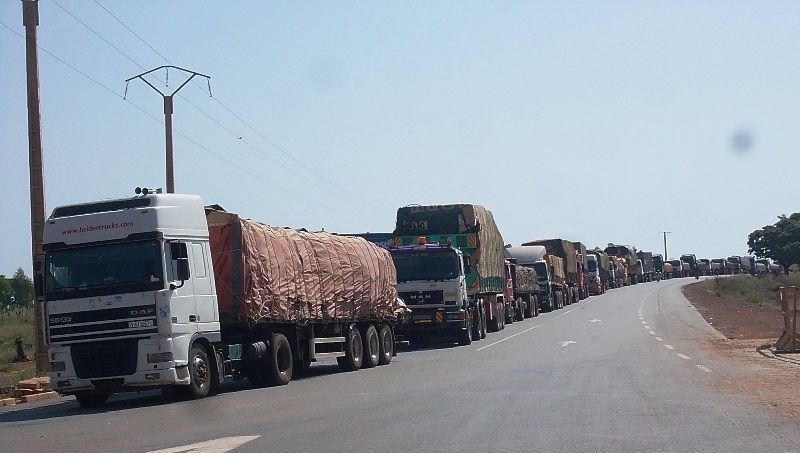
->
[0, 20, 367, 219]
[90, 0, 390, 213]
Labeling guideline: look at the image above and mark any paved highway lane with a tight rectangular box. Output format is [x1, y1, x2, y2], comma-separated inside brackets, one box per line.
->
[2, 279, 797, 453]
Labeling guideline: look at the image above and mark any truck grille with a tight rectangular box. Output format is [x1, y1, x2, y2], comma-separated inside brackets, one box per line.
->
[71, 339, 138, 379]
[399, 290, 444, 305]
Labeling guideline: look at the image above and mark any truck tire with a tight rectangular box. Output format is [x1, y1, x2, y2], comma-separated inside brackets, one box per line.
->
[533, 296, 540, 317]
[75, 393, 109, 407]
[337, 326, 363, 372]
[187, 344, 212, 399]
[457, 317, 473, 346]
[378, 323, 394, 365]
[361, 325, 380, 369]
[523, 296, 533, 318]
[515, 298, 525, 321]
[269, 333, 293, 385]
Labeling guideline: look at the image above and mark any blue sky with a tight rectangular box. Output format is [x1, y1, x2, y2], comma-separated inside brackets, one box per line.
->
[2, 1, 798, 277]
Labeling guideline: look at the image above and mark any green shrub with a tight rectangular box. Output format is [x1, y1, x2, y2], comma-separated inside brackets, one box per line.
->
[700, 274, 800, 308]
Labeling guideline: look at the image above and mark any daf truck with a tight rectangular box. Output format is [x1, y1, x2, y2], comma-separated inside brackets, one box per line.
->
[39, 189, 406, 407]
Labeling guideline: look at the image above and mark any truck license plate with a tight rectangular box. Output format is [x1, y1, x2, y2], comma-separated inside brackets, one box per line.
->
[129, 320, 154, 328]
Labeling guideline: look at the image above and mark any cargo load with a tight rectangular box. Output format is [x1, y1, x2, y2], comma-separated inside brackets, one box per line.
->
[208, 209, 402, 324]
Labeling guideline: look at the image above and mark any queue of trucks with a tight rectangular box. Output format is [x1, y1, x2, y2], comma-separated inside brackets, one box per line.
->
[34, 191, 757, 407]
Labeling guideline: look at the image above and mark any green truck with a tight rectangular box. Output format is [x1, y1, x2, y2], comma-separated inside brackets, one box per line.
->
[390, 204, 509, 344]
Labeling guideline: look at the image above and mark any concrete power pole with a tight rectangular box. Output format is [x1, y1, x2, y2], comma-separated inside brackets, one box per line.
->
[22, 0, 49, 373]
[125, 66, 210, 193]
[661, 231, 672, 261]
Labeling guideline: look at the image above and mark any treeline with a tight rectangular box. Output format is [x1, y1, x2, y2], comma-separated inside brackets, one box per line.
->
[0, 269, 34, 308]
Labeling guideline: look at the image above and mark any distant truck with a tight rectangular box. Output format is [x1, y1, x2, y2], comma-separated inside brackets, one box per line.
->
[680, 254, 698, 276]
[653, 254, 664, 277]
[571, 241, 590, 300]
[636, 251, 655, 282]
[586, 252, 607, 295]
[605, 244, 639, 284]
[522, 239, 581, 304]
[40, 191, 405, 407]
[667, 259, 684, 278]
[504, 257, 540, 320]
[390, 204, 508, 343]
[506, 246, 567, 311]
[711, 258, 728, 275]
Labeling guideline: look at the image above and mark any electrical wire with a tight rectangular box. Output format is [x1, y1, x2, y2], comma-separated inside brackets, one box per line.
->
[90, 0, 391, 213]
[0, 19, 367, 218]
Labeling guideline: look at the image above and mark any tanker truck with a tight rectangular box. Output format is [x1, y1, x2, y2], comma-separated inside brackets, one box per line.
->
[39, 189, 406, 407]
[390, 204, 508, 342]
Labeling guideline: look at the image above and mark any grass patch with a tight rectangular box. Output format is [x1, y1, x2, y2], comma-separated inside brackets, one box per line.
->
[698, 274, 800, 308]
[0, 307, 41, 398]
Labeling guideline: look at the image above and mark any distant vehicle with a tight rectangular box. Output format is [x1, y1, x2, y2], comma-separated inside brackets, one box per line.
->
[522, 239, 581, 305]
[698, 259, 711, 276]
[667, 259, 684, 278]
[711, 258, 728, 275]
[605, 244, 639, 284]
[507, 245, 567, 312]
[636, 251, 655, 282]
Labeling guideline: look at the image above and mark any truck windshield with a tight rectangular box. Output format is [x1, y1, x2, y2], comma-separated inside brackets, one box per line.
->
[45, 240, 164, 301]
[532, 262, 548, 282]
[391, 250, 460, 282]
[587, 260, 597, 272]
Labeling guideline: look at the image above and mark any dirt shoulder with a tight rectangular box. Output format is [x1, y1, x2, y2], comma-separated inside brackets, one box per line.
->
[682, 282, 800, 423]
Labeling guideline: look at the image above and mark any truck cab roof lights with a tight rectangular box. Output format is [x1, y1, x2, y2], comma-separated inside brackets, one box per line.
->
[135, 187, 163, 195]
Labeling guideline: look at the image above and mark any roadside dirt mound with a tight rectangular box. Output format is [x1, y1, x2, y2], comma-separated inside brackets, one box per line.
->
[682, 282, 800, 423]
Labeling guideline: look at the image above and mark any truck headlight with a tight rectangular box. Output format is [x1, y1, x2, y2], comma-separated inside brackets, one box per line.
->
[147, 352, 174, 364]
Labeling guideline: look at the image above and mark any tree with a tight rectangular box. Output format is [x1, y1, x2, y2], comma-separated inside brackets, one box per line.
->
[0, 275, 11, 308]
[748, 213, 800, 273]
[9, 268, 34, 307]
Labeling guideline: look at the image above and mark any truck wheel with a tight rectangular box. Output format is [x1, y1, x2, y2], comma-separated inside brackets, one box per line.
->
[505, 303, 514, 325]
[515, 298, 525, 321]
[457, 317, 473, 346]
[187, 344, 212, 399]
[378, 324, 394, 365]
[533, 296, 540, 317]
[337, 326, 363, 372]
[479, 308, 487, 338]
[523, 297, 533, 319]
[361, 325, 380, 369]
[471, 308, 481, 340]
[75, 393, 109, 407]
[269, 333, 293, 385]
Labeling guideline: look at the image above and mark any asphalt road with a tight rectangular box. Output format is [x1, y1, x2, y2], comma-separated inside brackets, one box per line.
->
[2, 279, 797, 453]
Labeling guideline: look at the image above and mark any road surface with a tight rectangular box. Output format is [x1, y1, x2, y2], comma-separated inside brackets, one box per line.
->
[1, 279, 796, 452]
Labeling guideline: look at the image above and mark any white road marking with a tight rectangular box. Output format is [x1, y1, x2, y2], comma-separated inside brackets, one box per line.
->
[649, 331, 656, 335]
[560, 341, 578, 347]
[145, 436, 260, 453]
[696, 364, 713, 373]
[589, 319, 602, 323]
[665, 345, 674, 350]
[677, 354, 691, 360]
[644, 325, 650, 329]
[641, 321, 647, 324]
[655, 337, 663, 341]
[475, 308, 575, 351]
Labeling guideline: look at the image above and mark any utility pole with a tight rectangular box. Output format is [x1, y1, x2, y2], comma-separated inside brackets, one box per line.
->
[125, 66, 210, 193]
[661, 231, 671, 260]
[22, 0, 48, 373]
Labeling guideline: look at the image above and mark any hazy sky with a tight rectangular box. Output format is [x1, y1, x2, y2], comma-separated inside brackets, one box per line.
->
[2, 1, 798, 277]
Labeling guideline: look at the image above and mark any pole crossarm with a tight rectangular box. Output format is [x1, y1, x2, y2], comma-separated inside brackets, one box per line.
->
[124, 66, 211, 193]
